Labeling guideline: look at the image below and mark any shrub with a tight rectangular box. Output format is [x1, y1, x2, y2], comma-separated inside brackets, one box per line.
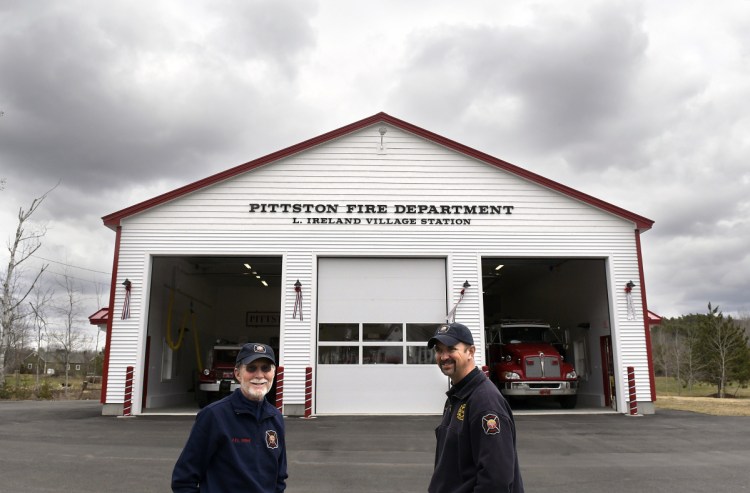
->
[37, 380, 53, 400]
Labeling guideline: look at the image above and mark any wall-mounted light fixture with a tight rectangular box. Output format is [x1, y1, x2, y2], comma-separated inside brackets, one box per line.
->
[378, 126, 387, 153]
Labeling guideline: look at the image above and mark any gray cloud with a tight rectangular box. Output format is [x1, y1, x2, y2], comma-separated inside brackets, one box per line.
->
[2, 0, 749, 321]
[387, 3, 650, 165]
[0, 0, 318, 196]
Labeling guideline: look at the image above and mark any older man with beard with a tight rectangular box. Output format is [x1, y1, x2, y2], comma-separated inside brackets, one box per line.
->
[172, 343, 287, 493]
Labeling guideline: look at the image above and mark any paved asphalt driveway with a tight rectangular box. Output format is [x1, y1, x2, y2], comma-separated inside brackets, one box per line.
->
[0, 400, 748, 492]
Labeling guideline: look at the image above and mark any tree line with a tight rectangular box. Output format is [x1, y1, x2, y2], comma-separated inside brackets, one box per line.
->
[651, 304, 750, 398]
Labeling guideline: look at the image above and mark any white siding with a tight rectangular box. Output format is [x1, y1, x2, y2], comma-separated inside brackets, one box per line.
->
[107, 124, 650, 412]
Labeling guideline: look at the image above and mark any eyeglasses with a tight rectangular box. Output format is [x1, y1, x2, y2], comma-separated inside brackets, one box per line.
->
[245, 364, 274, 373]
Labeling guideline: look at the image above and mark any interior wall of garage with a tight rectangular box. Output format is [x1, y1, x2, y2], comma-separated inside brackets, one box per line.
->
[212, 285, 281, 345]
[145, 257, 210, 409]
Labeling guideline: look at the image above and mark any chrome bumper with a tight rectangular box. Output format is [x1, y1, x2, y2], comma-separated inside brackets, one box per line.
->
[500, 380, 578, 397]
[199, 381, 240, 393]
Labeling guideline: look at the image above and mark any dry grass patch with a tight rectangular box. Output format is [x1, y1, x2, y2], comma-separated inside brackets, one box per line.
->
[656, 395, 750, 416]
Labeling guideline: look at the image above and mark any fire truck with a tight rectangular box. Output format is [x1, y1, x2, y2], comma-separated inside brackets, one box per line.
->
[486, 321, 578, 408]
[197, 344, 243, 407]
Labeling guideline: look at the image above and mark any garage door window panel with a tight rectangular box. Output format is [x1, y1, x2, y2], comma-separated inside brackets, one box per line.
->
[319, 323, 359, 341]
[319, 346, 359, 364]
[406, 323, 438, 365]
[319, 322, 440, 365]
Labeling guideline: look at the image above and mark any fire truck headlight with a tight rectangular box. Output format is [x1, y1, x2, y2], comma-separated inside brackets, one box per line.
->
[565, 370, 577, 379]
[503, 371, 521, 380]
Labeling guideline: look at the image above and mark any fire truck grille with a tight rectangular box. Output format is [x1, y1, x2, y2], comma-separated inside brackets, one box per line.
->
[524, 355, 561, 378]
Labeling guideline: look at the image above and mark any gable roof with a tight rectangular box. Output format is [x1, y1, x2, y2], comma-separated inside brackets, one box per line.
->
[102, 112, 653, 231]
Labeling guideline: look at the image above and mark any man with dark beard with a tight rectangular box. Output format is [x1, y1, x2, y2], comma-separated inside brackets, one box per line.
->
[172, 343, 287, 492]
[428, 323, 524, 493]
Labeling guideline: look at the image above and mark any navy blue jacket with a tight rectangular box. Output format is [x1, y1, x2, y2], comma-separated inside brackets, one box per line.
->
[172, 389, 288, 492]
[429, 368, 524, 493]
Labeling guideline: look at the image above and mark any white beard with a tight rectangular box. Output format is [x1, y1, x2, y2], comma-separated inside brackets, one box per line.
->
[242, 380, 271, 401]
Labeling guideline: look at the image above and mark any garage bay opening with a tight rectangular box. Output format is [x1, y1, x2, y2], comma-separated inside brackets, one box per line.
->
[481, 258, 613, 410]
[144, 256, 282, 411]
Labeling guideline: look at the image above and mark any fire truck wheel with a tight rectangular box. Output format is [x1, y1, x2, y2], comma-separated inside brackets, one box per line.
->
[559, 395, 577, 409]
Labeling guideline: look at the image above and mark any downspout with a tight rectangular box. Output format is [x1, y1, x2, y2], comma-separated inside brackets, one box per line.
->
[635, 230, 657, 402]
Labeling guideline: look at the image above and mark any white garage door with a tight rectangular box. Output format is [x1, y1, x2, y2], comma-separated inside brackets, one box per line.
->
[316, 258, 450, 414]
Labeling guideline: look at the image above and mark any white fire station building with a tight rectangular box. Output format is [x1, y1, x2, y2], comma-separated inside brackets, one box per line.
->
[97, 112, 656, 416]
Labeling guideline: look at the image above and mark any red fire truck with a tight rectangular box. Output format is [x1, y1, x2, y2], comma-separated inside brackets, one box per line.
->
[197, 344, 242, 407]
[486, 321, 578, 409]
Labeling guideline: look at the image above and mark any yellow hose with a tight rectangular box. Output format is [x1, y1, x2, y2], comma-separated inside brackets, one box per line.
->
[192, 315, 203, 372]
[165, 288, 204, 372]
[165, 289, 188, 350]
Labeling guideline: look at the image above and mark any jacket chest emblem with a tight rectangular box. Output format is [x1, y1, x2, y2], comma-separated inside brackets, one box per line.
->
[455, 403, 466, 421]
[265, 430, 279, 449]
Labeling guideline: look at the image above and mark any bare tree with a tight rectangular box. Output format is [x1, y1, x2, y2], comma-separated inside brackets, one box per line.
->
[29, 284, 53, 391]
[679, 320, 704, 392]
[697, 303, 750, 398]
[1, 187, 56, 387]
[48, 272, 89, 396]
[652, 315, 707, 394]
[91, 277, 106, 379]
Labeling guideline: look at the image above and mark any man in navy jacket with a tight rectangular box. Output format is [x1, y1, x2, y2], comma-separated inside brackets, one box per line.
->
[172, 343, 287, 492]
[427, 323, 524, 493]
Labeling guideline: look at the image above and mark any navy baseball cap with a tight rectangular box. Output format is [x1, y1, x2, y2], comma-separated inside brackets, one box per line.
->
[427, 322, 475, 348]
[236, 343, 276, 366]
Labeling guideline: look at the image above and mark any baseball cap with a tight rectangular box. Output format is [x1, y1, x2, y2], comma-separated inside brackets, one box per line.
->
[236, 343, 276, 366]
[427, 322, 475, 348]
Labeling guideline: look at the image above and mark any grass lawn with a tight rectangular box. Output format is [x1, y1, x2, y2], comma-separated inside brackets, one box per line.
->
[2, 373, 102, 400]
[655, 377, 750, 416]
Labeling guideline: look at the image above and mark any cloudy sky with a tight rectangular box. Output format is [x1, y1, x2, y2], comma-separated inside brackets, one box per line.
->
[1, 0, 749, 337]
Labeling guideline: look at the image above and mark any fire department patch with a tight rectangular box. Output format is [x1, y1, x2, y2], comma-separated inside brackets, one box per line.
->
[481, 414, 501, 435]
[254, 344, 267, 354]
[265, 430, 279, 449]
[456, 403, 466, 421]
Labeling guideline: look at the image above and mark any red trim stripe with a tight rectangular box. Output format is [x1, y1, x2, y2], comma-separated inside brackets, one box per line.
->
[100, 225, 121, 404]
[635, 231, 657, 402]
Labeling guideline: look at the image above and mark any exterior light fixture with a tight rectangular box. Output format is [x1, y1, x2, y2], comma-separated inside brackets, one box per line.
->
[378, 126, 387, 153]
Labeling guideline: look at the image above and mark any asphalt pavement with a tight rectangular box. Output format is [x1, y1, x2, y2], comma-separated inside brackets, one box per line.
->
[0, 400, 749, 492]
